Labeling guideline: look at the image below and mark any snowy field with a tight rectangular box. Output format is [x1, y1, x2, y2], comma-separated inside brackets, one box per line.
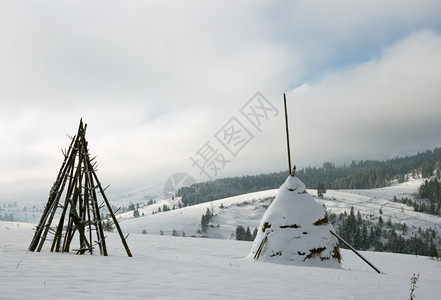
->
[1, 221, 440, 299]
[1, 178, 441, 299]
[116, 177, 441, 241]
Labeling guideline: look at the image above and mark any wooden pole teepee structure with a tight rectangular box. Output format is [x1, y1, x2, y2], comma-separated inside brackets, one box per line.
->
[29, 119, 132, 257]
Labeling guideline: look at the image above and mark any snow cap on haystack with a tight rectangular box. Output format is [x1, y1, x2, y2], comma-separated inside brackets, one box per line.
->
[248, 175, 341, 268]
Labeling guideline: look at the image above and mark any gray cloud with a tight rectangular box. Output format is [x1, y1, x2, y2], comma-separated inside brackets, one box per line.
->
[1, 1, 441, 202]
[286, 30, 441, 165]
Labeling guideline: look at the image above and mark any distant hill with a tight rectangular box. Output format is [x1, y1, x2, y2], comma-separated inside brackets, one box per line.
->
[178, 147, 441, 206]
[119, 177, 441, 257]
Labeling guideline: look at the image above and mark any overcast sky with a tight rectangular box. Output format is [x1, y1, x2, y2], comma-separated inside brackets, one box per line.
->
[1, 0, 441, 202]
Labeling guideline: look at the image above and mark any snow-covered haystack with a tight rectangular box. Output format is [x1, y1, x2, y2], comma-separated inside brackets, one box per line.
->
[248, 175, 341, 268]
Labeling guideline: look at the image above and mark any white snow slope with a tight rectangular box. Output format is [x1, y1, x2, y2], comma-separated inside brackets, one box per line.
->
[1, 178, 441, 299]
[117, 177, 441, 242]
[1, 222, 441, 299]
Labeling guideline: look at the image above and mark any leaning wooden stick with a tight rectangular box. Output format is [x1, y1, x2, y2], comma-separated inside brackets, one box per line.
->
[330, 230, 381, 274]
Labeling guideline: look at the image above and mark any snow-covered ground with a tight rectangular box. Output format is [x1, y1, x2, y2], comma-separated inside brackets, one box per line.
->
[315, 177, 441, 236]
[1, 221, 440, 299]
[1, 177, 441, 299]
[118, 189, 278, 238]
[117, 177, 441, 241]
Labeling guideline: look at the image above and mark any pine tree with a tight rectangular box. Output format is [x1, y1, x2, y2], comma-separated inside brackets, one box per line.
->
[317, 183, 326, 198]
[361, 224, 368, 250]
[201, 208, 213, 233]
[378, 216, 384, 227]
[428, 240, 438, 258]
[235, 226, 246, 240]
[252, 227, 258, 239]
[246, 226, 252, 241]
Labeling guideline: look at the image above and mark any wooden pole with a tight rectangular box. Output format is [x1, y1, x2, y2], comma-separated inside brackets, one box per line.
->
[330, 230, 381, 274]
[85, 184, 93, 254]
[90, 163, 133, 257]
[63, 175, 82, 252]
[52, 158, 77, 252]
[84, 151, 107, 256]
[253, 235, 267, 260]
[284, 93, 293, 176]
[29, 135, 77, 252]
[36, 170, 71, 252]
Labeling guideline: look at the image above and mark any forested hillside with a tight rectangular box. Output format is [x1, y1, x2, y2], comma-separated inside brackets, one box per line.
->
[416, 178, 441, 215]
[178, 147, 441, 206]
[331, 207, 439, 257]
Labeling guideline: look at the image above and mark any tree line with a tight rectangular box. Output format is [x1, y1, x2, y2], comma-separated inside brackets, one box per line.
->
[178, 147, 441, 206]
[331, 207, 439, 257]
[417, 178, 441, 215]
[235, 225, 258, 241]
[178, 172, 286, 207]
[391, 177, 441, 216]
[0, 213, 15, 221]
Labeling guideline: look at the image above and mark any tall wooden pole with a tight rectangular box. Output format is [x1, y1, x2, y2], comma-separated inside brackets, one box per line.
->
[284, 93, 292, 176]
